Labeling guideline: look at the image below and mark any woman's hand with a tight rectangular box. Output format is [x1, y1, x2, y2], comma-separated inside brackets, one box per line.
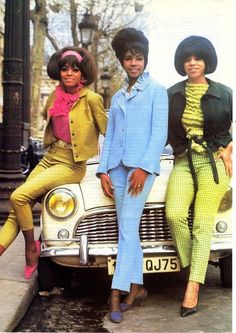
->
[128, 168, 149, 197]
[100, 173, 114, 198]
[216, 142, 233, 177]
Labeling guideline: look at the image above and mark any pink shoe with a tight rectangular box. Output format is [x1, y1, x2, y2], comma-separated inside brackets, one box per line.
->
[24, 240, 41, 279]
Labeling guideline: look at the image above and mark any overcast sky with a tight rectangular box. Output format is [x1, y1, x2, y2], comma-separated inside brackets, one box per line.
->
[144, 0, 234, 88]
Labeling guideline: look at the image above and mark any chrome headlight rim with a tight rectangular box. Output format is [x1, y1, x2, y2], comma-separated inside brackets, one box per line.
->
[58, 229, 70, 239]
[46, 188, 77, 220]
[218, 186, 232, 213]
[215, 220, 228, 233]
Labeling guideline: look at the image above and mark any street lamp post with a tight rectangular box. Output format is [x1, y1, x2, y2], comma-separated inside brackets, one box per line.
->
[78, 10, 97, 49]
[0, 0, 30, 223]
[100, 68, 111, 110]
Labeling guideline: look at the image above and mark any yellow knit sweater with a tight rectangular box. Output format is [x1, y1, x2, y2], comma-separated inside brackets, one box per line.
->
[182, 82, 209, 152]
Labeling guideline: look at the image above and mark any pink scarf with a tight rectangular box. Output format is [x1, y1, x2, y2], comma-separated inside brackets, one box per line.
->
[49, 83, 83, 117]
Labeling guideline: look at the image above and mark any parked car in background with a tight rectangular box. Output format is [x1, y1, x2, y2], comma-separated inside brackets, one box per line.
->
[39, 144, 232, 288]
[21, 137, 44, 176]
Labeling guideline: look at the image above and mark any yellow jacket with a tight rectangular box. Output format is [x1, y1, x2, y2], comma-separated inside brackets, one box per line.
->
[42, 86, 107, 162]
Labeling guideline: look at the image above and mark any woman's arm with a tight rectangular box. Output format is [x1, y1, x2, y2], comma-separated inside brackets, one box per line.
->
[99, 173, 114, 198]
[216, 141, 232, 177]
[96, 102, 115, 176]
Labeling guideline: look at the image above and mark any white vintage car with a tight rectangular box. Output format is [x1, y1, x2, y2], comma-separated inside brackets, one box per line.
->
[40, 147, 232, 287]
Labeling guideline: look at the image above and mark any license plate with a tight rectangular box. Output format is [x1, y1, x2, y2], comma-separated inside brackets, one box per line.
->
[107, 256, 180, 275]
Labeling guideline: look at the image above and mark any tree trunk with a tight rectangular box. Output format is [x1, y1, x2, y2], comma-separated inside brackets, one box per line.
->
[70, 0, 79, 46]
[30, 0, 47, 138]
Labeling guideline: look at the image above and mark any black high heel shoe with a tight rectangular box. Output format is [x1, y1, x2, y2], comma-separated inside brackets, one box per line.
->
[180, 298, 198, 317]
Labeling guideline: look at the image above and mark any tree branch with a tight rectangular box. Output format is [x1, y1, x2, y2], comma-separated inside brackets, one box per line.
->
[46, 29, 59, 51]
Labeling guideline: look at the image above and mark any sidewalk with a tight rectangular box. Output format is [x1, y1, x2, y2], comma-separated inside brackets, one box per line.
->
[0, 227, 41, 332]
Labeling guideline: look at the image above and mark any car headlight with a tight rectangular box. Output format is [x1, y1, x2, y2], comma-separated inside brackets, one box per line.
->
[218, 187, 232, 213]
[46, 188, 77, 220]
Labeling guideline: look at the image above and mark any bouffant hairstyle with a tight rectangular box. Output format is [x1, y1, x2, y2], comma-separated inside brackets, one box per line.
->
[174, 35, 218, 76]
[47, 46, 97, 85]
[111, 28, 149, 68]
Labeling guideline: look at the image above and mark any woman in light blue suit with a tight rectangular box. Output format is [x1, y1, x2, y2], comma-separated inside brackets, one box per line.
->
[97, 28, 168, 323]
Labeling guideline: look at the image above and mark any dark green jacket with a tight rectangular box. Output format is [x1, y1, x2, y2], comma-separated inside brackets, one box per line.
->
[167, 78, 232, 156]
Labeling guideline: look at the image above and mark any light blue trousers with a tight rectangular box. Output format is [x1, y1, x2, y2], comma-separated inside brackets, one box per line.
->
[109, 163, 156, 292]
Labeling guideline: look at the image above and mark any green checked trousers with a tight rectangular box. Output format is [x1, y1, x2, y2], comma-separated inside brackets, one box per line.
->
[165, 151, 230, 284]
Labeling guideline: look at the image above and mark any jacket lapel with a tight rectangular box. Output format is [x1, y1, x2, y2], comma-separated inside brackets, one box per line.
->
[115, 91, 126, 113]
[113, 73, 152, 112]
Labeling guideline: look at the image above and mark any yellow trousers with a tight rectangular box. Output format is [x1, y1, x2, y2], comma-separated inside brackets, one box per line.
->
[0, 144, 86, 249]
[166, 152, 230, 284]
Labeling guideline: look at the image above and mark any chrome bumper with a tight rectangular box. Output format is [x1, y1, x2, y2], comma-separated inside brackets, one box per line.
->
[40, 235, 232, 264]
[40, 244, 176, 258]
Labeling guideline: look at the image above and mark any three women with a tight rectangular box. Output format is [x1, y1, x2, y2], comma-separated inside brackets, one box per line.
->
[0, 28, 231, 323]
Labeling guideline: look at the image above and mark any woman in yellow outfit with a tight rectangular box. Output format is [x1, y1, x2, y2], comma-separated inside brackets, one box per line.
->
[166, 36, 232, 317]
[0, 46, 107, 279]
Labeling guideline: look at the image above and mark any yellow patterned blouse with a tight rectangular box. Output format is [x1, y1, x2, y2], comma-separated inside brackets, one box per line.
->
[182, 82, 209, 153]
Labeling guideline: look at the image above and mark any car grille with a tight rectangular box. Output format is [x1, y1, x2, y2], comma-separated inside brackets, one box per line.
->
[74, 206, 194, 244]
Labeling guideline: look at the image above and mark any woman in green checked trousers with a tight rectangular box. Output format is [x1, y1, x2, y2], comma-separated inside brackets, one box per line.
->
[166, 36, 232, 317]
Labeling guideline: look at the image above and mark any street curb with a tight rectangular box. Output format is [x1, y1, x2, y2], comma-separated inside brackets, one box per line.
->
[1, 279, 38, 332]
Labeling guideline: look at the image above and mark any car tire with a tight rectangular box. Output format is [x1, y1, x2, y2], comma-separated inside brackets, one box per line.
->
[219, 254, 232, 288]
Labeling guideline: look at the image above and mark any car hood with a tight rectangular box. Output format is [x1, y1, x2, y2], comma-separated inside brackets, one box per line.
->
[79, 160, 173, 211]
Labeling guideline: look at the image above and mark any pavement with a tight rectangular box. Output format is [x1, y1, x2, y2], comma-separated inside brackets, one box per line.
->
[0, 226, 41, 332]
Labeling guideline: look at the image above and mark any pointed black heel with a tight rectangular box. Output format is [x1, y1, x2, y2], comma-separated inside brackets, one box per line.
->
[180, 297, 199, 317]
[180, 304, 198, 317]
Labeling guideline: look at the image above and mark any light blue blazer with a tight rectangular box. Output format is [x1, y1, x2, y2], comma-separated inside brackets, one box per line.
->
[97, 72, 168, 175]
